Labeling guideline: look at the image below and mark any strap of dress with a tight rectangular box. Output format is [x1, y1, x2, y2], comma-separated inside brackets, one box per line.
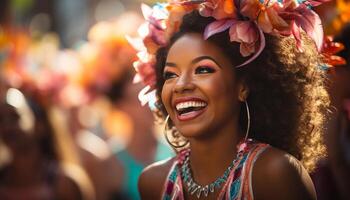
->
[161, 149, 188, 200]
[219, 142, 269, 200]
[239, 143, 269, 200]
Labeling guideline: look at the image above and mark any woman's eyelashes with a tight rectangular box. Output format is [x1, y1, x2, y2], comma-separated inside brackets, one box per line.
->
[163, 65, 216, 80]
[195, 66, 216, 74]
[163, 71, 177, 80]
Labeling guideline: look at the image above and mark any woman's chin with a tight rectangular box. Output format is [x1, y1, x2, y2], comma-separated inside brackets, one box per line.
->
[176, 125, 210, 140]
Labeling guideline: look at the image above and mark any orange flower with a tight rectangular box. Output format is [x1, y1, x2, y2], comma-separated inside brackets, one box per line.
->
[200, 0, 237, 19]
[240, 0, 289, 33]
[321, 36, 346, 67]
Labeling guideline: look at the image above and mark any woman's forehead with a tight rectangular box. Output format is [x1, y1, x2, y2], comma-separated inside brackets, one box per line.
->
[166, 33, 228, 64]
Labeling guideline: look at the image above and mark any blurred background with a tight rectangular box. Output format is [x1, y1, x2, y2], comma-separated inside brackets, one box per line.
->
[0, 0, 350, 200]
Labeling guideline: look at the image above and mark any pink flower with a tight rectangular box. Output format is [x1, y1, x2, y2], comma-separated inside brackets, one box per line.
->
[229, 21, 259, 56]
[133, 60, 156, 87]
[229, 20, 258, 44]
[279, 4, 324, 51]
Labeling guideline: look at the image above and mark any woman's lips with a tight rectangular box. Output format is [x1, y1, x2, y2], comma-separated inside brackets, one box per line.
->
[176, 106, 207, 121]
[173, 97, 208, 122]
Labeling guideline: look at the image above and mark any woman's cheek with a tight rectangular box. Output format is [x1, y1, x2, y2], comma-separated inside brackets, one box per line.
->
[161, 84, 173, 114]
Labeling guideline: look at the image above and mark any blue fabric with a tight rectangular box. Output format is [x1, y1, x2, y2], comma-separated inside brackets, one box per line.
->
[115, 141, 174, 200]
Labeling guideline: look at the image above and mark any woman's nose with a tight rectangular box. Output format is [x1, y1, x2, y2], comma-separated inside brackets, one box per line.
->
[173, 74, 195, 93]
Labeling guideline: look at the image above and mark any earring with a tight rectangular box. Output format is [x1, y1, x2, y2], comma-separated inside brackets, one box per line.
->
[164, 115, 189, 149]
[244, 101, 251, 141]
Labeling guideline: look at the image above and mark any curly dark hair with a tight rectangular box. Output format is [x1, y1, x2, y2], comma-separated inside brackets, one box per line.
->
[154, 11, 329, 171]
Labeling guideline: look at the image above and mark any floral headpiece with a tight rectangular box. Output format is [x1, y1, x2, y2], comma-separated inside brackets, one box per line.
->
[128, 0, 330, 105]
[319, 35, 346, 69]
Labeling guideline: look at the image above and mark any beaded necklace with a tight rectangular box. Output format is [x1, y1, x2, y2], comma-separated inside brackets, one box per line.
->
[180, 151, 238, 199]
[179, 140, 251, 199]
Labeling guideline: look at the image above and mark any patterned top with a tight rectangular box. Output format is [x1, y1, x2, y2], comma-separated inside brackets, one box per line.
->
[161, 139, 269, 200]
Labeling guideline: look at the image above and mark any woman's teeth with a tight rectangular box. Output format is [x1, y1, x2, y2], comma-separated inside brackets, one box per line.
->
[176, 101, 207, 115]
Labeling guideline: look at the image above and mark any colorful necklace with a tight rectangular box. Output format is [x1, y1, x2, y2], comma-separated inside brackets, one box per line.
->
[180, 151, 238, 199]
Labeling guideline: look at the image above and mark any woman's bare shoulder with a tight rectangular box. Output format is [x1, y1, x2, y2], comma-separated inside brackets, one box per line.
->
[252, 146, 316, 200]
[138, 157, 176, 200]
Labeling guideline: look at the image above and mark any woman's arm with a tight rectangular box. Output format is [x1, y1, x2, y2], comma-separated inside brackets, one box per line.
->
[138, 158, 175, 200]
[252, 147, 316, 200]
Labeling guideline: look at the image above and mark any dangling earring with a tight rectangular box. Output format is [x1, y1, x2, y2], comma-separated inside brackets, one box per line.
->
[164, 115, 189, 150]
[244, 101, 251, 141]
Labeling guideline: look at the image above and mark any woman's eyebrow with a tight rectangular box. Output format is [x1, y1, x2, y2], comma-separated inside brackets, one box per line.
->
[191, 56, 222, 68]
[164, 62, 177, 67]
[165, 56, 222, 68]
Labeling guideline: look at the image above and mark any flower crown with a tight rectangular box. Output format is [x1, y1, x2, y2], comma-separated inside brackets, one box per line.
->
[127, 0, 330, 106]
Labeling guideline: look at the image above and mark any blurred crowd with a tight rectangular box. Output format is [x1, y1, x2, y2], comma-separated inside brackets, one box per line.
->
[0, 0, 349, 200]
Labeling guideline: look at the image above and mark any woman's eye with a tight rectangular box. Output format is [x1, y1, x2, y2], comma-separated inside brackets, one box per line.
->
[163, 71, 177, 80]
[195, 66, 216, 74]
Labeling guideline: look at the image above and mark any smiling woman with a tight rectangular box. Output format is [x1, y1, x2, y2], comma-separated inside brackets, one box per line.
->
[131, 1, 330, 200]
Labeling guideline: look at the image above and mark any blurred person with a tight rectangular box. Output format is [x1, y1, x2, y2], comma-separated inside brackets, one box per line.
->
[107, 71, 174, 200]
[69, 12, 174, 200]
[52, 12, 150, 200]
[0, 88, 82, 199]
[0, 19, 95, 199]
[65, 104, 126, 200]
[312, 23, 350, 200]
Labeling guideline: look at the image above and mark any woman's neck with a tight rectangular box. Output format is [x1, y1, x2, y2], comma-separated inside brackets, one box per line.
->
[188, 120, 243, 185]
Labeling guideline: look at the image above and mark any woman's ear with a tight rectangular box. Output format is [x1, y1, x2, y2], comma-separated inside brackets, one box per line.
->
[238, 81, 249, 102]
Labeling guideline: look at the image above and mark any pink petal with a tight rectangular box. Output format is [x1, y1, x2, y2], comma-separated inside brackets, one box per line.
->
[229, 23, 239, 42]
[240, 42, 256, 57]
[266, 8, 289, 31]
[141, 4, 153, 20]
[236, 26, 266, 68]
[239, 0, 261, 20]
[138, 85, 153, 106]
[229, 21, 258, 43]
[291, 21, 302, 51]
[294, 6, 323, 51]
[204, 19, 237, 40]
[125, 36, 146, 52]
[236, 21, 258, 43]
[133, 73, 142, 83]
[306, 0, 331, 7]
[199, 6, 213, 17]
[257, 12, 273, 33]
[149, 25, 167, 45]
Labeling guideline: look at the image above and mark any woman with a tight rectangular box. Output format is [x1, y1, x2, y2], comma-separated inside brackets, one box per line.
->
[131, 0, 329, 199]
[109, 70, 174, 200]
